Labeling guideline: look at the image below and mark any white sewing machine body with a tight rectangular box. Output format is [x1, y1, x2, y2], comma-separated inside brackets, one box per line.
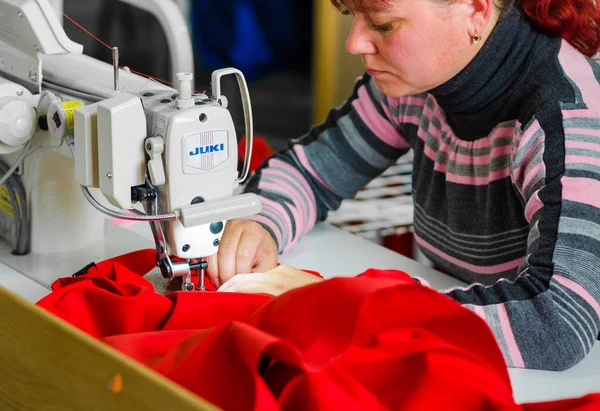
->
[0, 0, 260, 291]
[133, 88, 240, 259]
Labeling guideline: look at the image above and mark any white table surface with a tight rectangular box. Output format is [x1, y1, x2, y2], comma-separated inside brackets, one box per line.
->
[0, 221, 598, 405]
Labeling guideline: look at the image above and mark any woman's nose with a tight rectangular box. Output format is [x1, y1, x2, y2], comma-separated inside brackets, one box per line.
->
[345, 18, 377, 55]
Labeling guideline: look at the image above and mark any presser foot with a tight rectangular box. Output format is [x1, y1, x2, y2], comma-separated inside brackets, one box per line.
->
[173, 276, 204, 292]
[174, 260, 208, 292]
[182, 274, 195, 292]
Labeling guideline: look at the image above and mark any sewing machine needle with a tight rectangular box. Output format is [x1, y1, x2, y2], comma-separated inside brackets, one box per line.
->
[198, 260, 206, 291]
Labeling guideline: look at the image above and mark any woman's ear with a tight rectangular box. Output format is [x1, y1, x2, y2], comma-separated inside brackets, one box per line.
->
[456, 0, 498, 37]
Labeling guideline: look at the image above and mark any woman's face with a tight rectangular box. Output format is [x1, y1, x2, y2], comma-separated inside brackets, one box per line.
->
[345, 0, 483, 97]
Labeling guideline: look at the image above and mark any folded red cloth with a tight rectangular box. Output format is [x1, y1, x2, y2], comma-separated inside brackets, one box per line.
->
[38, 249, 600, 411]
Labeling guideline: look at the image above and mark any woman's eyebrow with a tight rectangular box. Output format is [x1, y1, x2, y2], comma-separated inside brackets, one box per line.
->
[368, 12, 403, 24]
[368, 7, 403, 19]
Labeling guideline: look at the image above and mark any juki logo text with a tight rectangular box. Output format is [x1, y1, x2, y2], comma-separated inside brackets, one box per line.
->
[190, 144, 225, 156]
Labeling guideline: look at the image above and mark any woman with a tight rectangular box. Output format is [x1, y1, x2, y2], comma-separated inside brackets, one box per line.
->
[208, 0, 600, 371]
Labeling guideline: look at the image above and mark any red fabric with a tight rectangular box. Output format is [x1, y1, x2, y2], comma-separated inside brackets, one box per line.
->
[38, 250, 600, 411]
[239, 135, 274, 173]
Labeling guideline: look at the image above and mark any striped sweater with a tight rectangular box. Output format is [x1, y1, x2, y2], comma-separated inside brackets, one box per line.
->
[243, 9, 600, 371]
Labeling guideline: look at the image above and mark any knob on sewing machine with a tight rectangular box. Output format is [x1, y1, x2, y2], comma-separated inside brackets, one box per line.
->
[72, 69, 261, 291]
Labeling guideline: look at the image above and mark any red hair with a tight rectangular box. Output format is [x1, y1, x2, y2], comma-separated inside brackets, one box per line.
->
[330, 0, 391, 13]
[520, 0, 600, 57]
[329, 0, 600, 57]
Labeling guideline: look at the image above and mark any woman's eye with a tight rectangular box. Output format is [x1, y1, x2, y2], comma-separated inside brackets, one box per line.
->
[341, 8, 354, 16]
[370, 23, 393, 33]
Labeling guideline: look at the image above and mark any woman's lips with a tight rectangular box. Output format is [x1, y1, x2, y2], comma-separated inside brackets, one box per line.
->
[366, 69, 386, 77]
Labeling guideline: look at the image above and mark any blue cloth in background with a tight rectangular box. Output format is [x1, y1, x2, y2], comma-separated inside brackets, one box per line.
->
[229, 1, 273, 77]
[191, 0, 307, 80]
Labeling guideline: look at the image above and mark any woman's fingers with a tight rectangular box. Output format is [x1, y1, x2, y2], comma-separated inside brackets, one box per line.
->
[218, 265, 324, 296]
[206, 219, 278, 288]
[218, 273, 265, 293]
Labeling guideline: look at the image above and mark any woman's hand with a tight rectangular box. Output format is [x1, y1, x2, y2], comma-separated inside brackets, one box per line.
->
[206, 219, 279, 288]
[217, 264, 324, 296]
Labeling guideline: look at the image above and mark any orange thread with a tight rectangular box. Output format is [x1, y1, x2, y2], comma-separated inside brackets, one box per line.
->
[126, 68, 176, 87]
[62, 12, 113, 51]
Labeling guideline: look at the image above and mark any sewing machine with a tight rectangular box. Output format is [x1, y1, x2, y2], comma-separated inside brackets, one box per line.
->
[0, 0, 261, 291]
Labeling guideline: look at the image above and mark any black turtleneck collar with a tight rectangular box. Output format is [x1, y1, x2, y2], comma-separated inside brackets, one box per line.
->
[428, 8, 559, 140]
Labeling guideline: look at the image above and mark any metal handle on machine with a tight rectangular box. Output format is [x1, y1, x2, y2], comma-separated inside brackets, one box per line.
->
[179, 193, 261, 228]
[211, 67, 254, 184]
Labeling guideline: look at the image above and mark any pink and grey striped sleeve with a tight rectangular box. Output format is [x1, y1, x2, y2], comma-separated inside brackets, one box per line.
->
[242, 75, 411, 252]
[444, 105, 600, 371]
